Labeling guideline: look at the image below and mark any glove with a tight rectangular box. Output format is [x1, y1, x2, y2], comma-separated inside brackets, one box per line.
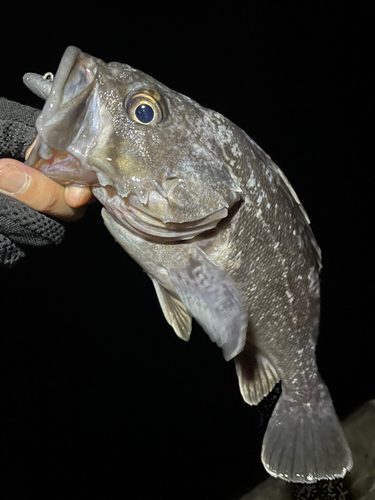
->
[0, 97, 65, 267]
[0, 194, 65, 266]
[0, 97, 39, 160]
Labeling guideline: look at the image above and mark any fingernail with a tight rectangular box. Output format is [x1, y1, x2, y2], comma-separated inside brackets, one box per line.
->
[0, 164, 30, 195]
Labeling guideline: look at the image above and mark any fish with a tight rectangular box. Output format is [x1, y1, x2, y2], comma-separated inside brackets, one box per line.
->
[24, 46, 352, 482]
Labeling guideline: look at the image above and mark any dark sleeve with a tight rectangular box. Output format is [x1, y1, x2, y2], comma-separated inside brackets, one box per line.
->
[0, 97, 40, 159]
[0, 97, 66, 267]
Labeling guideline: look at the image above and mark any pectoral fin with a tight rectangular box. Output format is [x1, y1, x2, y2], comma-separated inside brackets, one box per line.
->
[168, 248, 247, 361]
[150, 277, 192, 341]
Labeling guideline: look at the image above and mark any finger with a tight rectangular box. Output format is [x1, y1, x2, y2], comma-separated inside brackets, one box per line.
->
[25, 135, 38, 160]
[65, 186, 96, 208]
[0, 159, 85, 221]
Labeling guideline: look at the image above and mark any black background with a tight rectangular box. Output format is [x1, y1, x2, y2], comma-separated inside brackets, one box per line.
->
[1, 3, 373, 499]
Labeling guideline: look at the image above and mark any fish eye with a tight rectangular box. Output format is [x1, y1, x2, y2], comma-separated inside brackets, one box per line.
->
[126, 93, 163, 125]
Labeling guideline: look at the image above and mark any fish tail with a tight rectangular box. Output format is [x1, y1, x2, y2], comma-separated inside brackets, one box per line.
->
[261, 378, 353, 482]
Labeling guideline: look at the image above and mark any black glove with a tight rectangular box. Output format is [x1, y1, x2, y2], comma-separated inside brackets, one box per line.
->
[0, 97, 65, 267]
[0, 97, 39, 160]
[0, 194, 65, 266]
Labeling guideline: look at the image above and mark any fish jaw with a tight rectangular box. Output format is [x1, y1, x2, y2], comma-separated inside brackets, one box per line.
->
[26, 46, 101, 187]
[36, 46, 97, 151]
[93, 185, 229, 242]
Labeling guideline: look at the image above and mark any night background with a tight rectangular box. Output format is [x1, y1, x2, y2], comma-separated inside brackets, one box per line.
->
[1, 3, 373, 499]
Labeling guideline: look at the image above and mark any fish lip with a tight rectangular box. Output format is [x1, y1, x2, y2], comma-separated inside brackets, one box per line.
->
[41, 46, 81, 109]
[35, 46, 97, 152]
[92, 185, 228, 242]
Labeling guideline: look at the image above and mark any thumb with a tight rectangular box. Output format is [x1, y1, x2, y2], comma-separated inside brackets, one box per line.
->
[0, 158, 89, 221]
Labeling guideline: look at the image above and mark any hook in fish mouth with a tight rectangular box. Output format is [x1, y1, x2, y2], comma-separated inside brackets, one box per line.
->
[23, 72, 54, 100]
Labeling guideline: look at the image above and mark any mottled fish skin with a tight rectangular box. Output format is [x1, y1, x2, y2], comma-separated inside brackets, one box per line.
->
[24, 46, 352, 482]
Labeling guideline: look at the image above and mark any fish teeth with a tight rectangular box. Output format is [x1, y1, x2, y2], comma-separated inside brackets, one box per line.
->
[39, 142, 53, 160]
[136, 187, 149, 205]
[165, 170, 177, 180]
[97, 172, 111, 188]
[153, 180, 167, 198]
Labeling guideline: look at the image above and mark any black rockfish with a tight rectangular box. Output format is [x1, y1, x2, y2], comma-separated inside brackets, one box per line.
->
[24, 46, 352, 482]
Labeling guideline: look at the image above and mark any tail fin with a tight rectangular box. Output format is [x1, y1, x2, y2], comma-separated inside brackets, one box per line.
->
[261, 380, 353, 482]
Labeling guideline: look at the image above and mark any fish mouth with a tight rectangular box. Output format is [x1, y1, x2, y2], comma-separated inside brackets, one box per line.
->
[26, 136, 99, 186]
[93, 185, 228, 242]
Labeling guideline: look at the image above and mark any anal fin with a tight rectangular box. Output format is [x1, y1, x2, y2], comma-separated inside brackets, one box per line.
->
[235, 346, 280, 405]
[150, 277, 192, 341]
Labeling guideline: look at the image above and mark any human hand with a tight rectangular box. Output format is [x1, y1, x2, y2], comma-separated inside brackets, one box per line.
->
[0, 97, 96, 266]
[0, 157, 95, 222]
[0, 158, 96, 266]
[0, 97, 95, 221]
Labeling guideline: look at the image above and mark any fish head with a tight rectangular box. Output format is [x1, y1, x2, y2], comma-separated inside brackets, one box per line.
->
[26, 46, 242, 241]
